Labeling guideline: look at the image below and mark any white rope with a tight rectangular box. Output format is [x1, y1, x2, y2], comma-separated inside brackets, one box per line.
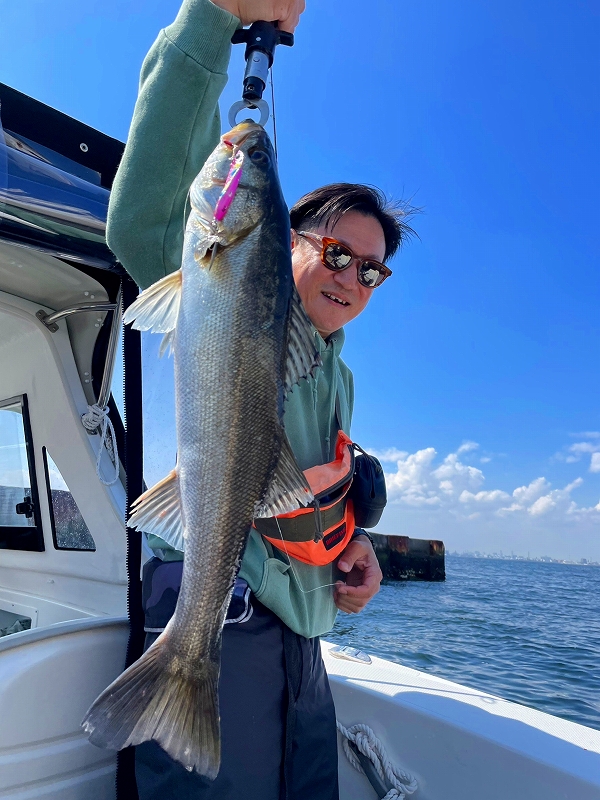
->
[81, 404, 119, 486]
[337, 721, 418, 800]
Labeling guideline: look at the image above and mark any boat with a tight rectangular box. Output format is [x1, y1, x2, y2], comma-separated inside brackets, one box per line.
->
[1, 83, 599, 800]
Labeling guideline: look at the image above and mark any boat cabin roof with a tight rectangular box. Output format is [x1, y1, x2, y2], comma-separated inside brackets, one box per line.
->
[0, 83, 127, 406]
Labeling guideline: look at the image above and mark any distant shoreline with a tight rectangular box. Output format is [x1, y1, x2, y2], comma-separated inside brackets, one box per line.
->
[448, 552, 600, 567]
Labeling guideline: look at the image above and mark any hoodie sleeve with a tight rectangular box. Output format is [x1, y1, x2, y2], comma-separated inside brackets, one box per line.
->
[106, 0, 240, 289]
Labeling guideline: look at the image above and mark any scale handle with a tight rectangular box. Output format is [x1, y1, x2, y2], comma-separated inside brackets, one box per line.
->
[231, 21, 294, 103]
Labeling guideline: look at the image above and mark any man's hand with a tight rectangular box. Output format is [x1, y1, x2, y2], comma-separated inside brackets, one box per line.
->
[210, 0, 306, 32]
[334, 535, 383, 614]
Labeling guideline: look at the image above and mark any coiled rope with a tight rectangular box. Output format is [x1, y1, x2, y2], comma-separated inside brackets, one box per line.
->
[337, 721, 418, 800]
[81, 404, 119, 486]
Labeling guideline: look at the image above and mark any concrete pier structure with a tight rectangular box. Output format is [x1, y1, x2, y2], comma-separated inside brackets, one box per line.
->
[373, 534, 446, 581]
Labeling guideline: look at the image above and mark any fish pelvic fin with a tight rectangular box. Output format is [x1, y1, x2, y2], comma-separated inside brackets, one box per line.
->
[284, 287, 322, 392]
[128, 469, 185, 553]
[254, 435, 314, 518]
[82, 632, 221, 779]
[123, 269, 182, 356]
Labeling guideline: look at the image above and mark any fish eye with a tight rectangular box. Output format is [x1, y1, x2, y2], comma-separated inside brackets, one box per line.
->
[249, 149, 269, 164]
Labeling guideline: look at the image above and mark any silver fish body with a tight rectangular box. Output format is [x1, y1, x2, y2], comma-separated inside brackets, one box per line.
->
[82, 122, 320, 778]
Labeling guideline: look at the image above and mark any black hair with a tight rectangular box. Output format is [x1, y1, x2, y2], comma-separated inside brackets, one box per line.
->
[289, 183, 418, 262]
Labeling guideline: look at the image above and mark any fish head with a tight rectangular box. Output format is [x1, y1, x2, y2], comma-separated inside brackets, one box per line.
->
[189, 121, 279, 249]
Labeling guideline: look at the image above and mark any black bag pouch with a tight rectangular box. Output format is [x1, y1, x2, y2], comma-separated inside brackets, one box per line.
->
[348, 444, 387, 528]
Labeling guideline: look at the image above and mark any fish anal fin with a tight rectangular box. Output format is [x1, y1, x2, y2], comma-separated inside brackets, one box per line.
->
[128, 469, 185, 553]
[123, 270, 182, 334]
[254, 435, 314, 518]
[159, 329, 175, 358]
[283, 287, 322, 393]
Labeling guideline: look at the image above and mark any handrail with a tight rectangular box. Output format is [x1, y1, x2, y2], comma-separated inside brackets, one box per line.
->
[36, 302, 117, 332]
[35, 295, 124, 439]
[97, 287, 122, 409]
[0, 615, 128, 655]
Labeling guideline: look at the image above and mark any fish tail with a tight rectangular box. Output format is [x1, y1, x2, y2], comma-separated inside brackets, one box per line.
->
[82, 634, 221, 779]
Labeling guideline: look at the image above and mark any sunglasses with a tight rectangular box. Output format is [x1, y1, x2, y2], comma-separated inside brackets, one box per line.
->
[295, 230, 392, 288]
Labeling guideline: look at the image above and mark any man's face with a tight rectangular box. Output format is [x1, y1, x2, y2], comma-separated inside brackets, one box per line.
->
[291, 211, 387, 339]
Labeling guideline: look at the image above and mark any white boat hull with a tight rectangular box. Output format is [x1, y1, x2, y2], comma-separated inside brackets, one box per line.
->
[324, 641, 600, 800]
[1, 620, 598, 800]
[0, 618, 128, 799]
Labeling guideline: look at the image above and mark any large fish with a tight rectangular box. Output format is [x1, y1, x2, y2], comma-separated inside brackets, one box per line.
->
[82, 121, 321, 778]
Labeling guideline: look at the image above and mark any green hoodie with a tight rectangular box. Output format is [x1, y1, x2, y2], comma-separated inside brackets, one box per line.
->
[107, 0, 354, 638]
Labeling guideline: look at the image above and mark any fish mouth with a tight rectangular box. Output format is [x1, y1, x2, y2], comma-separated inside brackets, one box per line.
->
[222, 120, 265, 149]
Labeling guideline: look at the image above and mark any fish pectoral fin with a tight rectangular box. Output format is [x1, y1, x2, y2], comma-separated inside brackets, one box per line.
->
[128, 469, 185, 553]
[284, 287, 323, 392]
[123, 270, 182, 345]
[254, 435, 314, 518]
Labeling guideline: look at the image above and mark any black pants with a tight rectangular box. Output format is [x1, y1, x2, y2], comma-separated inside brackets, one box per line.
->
[135, 560, 339, 800]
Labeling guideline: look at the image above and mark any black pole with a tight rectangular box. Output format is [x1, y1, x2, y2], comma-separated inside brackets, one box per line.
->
[116, 274, 145, 800]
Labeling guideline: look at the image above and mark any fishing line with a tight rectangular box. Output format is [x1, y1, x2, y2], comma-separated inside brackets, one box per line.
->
[207, 242, 218, 270]
[274, 517, 338, 594]
[269, 66, 278, 161]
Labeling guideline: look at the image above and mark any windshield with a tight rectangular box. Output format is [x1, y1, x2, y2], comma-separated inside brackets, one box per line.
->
[110, 329, 176, 489]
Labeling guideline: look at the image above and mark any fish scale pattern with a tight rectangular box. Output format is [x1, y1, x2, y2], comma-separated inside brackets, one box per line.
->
[83, 123, 320, 780]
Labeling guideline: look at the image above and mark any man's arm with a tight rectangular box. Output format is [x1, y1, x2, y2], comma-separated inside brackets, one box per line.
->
[107, 0, 305, 289]
[107, 0, 240, 288]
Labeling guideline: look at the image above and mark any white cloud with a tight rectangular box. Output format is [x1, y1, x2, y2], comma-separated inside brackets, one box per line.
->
[570, 431, 600, 439]
[384, 444, 485, 509]
[495, 477, 584, 518]
[576, 500, 600, 514]
[369, 447, 408, 463]
[460, 489, 510, 504]
[558, 439, 600, 472]
[569, 442, 600, 455]
[528, 495, 556, 516]
[384, 447, 442, 507]
[380, 442, 600, 532]
[432, 452, 484, 490]
[457, 441, 479, 454]
[512, 477, 551, 506]
[527, 478, 583, 516]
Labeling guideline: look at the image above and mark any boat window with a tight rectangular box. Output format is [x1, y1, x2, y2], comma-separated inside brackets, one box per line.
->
[141, 332, 177, 489]
[42, 448, 96, 551]
[110, 327, 124, 421]
[0, 608, 31, 638]
[0, 395, 44, 551]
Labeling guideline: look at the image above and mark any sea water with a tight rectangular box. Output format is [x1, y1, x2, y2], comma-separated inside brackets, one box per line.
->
[329, 556, 600, 730]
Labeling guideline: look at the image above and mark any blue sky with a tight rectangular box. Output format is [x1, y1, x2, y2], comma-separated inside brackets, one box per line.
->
[2, 0, 599, 559]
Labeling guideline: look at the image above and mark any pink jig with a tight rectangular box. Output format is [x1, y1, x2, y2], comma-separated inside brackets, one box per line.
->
[214, 150, 244, 222]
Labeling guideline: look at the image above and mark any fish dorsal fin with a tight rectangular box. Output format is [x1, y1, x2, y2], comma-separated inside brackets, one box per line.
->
[128, 469, 185, 553]
[254, 435, 314, 518]
[123, 270, 182, 334]
[284, 287, 322, 392]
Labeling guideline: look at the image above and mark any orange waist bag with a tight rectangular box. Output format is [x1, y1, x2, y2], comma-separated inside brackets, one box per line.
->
[253, 431, 355, 566]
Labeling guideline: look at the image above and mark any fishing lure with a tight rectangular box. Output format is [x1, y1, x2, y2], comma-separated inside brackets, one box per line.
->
[214, 149, 244, 222]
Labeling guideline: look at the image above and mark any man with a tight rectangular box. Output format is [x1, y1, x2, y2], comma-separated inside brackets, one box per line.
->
[107, 1, 413, 798]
